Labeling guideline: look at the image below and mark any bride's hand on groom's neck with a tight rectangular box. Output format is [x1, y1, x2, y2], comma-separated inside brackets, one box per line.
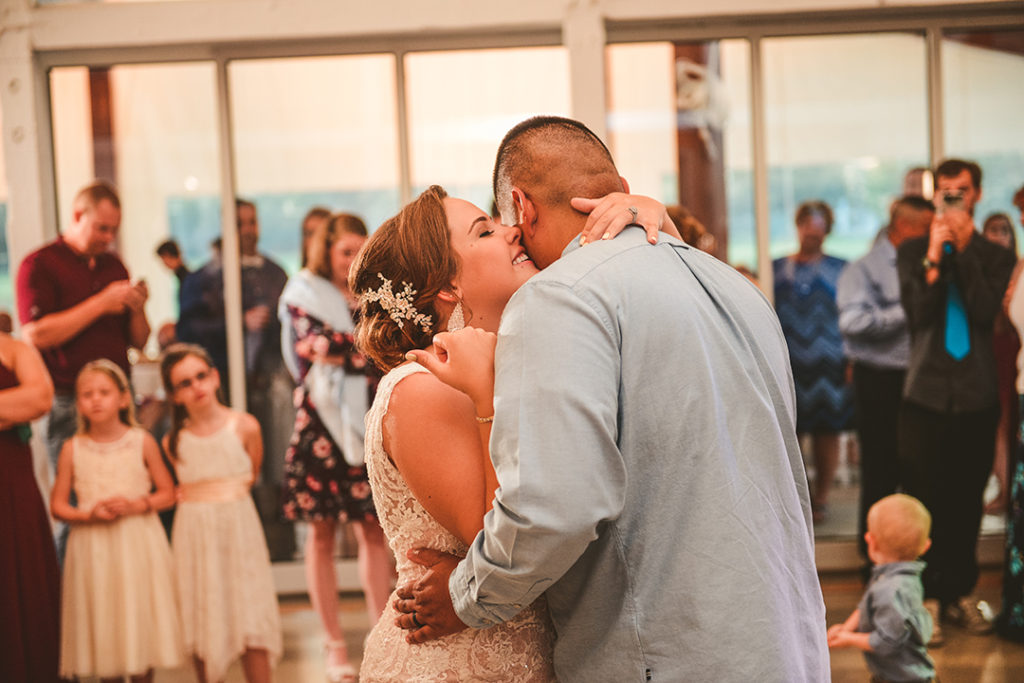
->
[406, 328, 496, 417]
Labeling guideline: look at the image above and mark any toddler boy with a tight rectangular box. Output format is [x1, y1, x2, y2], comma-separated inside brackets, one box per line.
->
[827, 493, 935, 683]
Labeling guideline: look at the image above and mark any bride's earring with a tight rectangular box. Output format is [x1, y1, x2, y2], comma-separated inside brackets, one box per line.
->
[446, 301, 465, 332]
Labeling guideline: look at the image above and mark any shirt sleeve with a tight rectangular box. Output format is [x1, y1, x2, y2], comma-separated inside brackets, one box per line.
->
[16, 253, 56, 324]
[449, 279, 627, 628]
[837, 259, 906, 340]
[897, 240, 944, 333]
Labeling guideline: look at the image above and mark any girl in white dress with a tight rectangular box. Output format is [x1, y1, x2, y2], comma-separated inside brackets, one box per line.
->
[51, 359, 182, 683]
[160, 343, 282, 683]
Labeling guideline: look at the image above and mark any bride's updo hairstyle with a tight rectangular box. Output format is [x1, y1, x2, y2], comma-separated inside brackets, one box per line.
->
[350, 185, 460, 371]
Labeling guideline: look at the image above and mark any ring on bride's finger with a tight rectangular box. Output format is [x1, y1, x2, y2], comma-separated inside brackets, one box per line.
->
[628, 206, 638, 224]
[411, 612, 424, 628]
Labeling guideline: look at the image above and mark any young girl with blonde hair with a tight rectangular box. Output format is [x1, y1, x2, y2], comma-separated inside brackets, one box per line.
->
[160, 343, 282, 683]
[51, 359, 182, 683]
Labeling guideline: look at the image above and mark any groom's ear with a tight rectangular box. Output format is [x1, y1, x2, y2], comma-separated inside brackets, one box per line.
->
[512, 187, 538, 237]
[619, 175, 631, 193]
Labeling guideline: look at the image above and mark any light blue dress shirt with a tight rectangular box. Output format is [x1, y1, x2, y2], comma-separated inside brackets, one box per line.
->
[450, 229, 830, 682]
[837, 230, 911, 369]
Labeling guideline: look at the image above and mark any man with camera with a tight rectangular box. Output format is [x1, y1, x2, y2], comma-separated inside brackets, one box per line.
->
[896, 159, 1015, 645]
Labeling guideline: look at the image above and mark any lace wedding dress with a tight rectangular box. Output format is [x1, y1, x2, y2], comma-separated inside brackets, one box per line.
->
[360, 363, 556, 682]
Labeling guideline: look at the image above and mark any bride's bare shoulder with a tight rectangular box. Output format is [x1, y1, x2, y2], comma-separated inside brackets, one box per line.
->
[386, 367, 472, 422]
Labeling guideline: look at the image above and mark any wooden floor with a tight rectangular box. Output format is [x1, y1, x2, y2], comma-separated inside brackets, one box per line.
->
[129, 570, 1024, 682]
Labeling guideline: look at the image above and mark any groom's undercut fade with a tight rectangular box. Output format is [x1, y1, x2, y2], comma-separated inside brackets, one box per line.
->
[493, 116, 622, 222]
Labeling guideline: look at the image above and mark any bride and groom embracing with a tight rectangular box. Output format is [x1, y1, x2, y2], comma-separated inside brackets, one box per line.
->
[352, 116, 830, 682]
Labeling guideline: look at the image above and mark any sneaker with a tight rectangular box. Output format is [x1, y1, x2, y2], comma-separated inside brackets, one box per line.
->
[924, 598, 944, 647]
[945, 596, 994, 635]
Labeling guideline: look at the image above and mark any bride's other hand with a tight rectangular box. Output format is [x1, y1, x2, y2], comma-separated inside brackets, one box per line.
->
[394, 548, 468, 644]
[571, 193, 682, 246]
[406, 328, 496, 418]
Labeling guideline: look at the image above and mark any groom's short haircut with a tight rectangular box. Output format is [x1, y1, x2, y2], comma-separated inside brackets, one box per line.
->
[492, 116, 622, 225]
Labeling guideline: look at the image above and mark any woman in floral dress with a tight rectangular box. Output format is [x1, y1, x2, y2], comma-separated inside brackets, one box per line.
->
[279, 213, 392, 682]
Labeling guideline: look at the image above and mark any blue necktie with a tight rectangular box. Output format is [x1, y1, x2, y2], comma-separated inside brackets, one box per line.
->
[943, 245, 970, 360]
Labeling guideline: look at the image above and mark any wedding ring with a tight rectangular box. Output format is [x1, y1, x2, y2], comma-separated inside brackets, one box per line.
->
[411, 612, 424, 628]
[628, 206, 639, 224]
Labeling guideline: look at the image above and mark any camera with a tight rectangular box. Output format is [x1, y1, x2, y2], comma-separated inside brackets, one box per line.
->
[939, 189, 964, 213]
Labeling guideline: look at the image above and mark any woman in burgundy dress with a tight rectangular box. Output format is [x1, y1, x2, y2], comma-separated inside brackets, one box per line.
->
[0, 331, 59, 683]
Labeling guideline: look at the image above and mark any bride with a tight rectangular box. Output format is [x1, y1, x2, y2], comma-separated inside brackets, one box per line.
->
[350, 185, 670, 681]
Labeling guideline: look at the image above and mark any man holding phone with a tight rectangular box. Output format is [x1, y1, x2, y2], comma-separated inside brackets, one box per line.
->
[896, 159, 1015, 645]
[16, 179, 150, 562]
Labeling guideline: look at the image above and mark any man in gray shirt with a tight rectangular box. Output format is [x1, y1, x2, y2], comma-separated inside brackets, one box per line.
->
[396, 116, 829, 681]
[837, 195, 934, 567]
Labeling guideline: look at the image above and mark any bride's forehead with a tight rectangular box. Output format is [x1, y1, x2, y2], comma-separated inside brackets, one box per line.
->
[444, 197, 485, 222]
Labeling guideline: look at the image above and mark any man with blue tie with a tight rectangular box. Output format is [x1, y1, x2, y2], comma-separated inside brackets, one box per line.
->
[896, 158, 1015, 646]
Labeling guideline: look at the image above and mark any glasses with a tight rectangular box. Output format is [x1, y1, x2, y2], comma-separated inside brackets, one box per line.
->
[173, 369, 212, 392]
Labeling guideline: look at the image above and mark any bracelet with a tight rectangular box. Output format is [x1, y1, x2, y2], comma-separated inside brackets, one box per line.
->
[475, 415, 494, 423]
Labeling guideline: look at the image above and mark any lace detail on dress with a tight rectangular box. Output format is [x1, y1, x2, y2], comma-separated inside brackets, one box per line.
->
[360, 363, 556, 682]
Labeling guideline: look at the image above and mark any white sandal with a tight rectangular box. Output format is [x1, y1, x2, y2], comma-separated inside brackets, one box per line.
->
[324, 639, 358, 683]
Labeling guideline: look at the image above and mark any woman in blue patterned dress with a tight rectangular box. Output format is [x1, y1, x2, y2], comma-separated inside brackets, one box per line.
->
[773, 200, 853, 523]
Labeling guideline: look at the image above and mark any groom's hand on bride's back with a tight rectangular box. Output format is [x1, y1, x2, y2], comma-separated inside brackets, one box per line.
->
[393, 547, 468, 644]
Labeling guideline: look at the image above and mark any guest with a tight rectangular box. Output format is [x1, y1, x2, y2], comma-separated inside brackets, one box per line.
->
[0, 332, 59, 683]
[827, 494, 935, 683]
[236, 198, 296, 560]
[301, 206, 331, 268]
[997, 186, 1024, 642]
[51, 360, 181, 682]
[16, 179, 151, 562]
[161, 344, 282, 683]
[982, 212, 1020, 515]
[666, 204, 717, 255]
[897, 158, 1015, 645]
[177, 237, 228, 382]
[838, 195, 934, 568]
[279, 213, 391, 682]
[774, 199, 853, 522]
[156, 238, 190, 283]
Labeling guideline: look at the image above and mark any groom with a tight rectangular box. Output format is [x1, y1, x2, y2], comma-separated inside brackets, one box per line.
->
[397, 116, 829, 681]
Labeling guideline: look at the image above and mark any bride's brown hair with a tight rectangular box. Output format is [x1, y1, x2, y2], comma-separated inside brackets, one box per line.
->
[350, 185, 460, 371]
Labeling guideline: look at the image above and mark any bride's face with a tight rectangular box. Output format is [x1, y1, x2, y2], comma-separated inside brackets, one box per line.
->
[444, 197, 539, 321]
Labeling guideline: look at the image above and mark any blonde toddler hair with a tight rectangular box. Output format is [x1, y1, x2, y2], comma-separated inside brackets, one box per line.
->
[867, 493, 931, 562]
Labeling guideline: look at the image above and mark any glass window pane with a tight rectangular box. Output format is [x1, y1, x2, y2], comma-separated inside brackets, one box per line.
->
[230, 54, 400, 267]
[405, 47, 570, 211]
[606, 40, 754, 270]
[229, 54, 401, 563]
[943, 29, 1024, 232]
[763, 33, 929, 261]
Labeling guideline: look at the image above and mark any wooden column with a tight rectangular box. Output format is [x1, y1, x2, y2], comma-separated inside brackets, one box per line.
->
[674, 43, 727, 259]
[88, 67, 116, 184]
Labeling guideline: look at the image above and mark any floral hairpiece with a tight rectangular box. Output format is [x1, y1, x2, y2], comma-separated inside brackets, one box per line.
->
[360, 272, 434, 334]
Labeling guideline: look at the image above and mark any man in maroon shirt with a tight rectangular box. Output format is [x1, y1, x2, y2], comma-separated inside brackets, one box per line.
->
[16, 180, 150, 562]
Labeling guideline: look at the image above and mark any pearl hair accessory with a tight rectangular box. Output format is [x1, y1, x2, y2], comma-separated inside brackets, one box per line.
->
[360, 273, 434, 334]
